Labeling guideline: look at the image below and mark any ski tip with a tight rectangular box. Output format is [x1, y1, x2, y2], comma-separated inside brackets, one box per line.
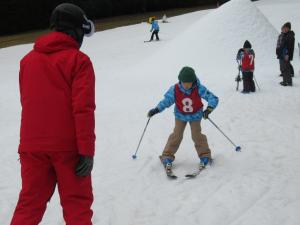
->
[185, 174, 196, 178]
[132, 155, 137, 159]
[235, 146, 241, 152]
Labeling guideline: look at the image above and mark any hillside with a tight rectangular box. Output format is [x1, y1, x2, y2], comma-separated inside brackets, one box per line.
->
[0, 0, 299, 224]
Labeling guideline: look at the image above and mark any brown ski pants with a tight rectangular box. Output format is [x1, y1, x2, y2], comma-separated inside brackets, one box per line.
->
[161, 119, 211, 161]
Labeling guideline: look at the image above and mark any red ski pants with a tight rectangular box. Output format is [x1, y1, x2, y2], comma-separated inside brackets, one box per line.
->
[10, 152, 93, 225]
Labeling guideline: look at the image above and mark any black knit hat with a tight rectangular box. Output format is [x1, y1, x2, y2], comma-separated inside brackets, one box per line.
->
[178, 67, 197, 83]
[283, 22, 291, 29]
[243, 40, 252, 49]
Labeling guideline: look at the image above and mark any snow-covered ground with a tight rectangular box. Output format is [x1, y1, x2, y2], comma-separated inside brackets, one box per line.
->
[1, 0, 300, 224]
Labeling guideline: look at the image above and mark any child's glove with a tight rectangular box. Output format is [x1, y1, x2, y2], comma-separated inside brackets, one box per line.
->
[148, 108, 159, 117]
[75, 155, 94, 177]
[203, 106, 214, 119]
[235, 75, 241, 82]
[237, 48, 244, 55]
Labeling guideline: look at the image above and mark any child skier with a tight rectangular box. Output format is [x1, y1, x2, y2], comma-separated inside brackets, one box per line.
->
[236, 40, 256, 93]
[148, 67, 218, 171]
[149, 17, 160, 41]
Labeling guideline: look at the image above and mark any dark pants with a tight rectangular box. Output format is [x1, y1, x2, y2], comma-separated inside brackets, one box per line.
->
[280, 59, 293, 85]
[242, 71, 255, 92]
[290, 63, 294, 76]
[150, 30, 159, 41]
[279, 59, 294, 77]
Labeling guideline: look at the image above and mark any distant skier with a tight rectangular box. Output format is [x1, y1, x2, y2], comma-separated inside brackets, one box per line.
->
[276, 26, 285, 77]
[10, 3, 96, 225]
[285, 23, 295, 78]
[236, 40, 256, 93]
[277, 22, 295, 86]
[149, 17, 160, 41]
[162, 14, 169, 23]
[147, 66, 218, 171]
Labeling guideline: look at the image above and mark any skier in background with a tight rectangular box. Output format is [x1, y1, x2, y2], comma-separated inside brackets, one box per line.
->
[162, 14, 169, 23]
[149, 17, 160, 41]
[10, 3, 96, 225]
[236, 40, 256, 93]
[284, 22, 295, 78]
[147, 66, 218, 170]
[277, 22, 295, 86]
[276, 26, 285, 77]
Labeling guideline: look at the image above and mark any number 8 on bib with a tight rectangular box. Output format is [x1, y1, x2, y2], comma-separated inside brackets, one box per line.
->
[175, 84, 203, 114]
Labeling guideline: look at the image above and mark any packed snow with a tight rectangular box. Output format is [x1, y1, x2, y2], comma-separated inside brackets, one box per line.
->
[1, 0, 300, 224]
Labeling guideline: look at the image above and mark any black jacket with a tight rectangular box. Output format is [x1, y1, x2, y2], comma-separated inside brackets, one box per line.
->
[276, 31, 295, 60]
[286, 30, 295, 60]
[276, 33, 284, 58]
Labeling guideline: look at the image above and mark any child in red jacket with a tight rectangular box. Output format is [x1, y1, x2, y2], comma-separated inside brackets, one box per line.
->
[236, 40, 256, 93]
[11, 4, 96, 225]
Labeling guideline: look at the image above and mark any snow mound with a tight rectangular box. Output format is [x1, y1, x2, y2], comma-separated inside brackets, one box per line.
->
[133, 0, 279, 90]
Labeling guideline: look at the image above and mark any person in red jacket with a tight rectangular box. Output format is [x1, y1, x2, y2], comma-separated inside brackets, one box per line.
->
[10, 3, 96, 225]
[236, 40, 256, 93]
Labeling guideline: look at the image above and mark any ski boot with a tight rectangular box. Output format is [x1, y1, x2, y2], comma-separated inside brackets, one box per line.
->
[200, 157, 211, 168]
[162, 158, 173, 171]
[161, 157, 177, 179]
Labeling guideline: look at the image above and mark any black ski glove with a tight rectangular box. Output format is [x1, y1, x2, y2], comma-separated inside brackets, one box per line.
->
[75, 155, 94, 177]
[235, 75, 241, 82]
[237, 48, 244, 56]
[203, 106, 214, 119]
[148, 108, 159, 117]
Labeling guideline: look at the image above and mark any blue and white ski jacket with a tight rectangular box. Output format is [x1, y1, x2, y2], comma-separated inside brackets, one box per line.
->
[150, 21, 160, 32]
[156, 79, 219, 122]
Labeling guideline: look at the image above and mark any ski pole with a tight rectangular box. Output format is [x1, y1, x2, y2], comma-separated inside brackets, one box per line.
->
[236, 60, 241, 91]
[207, 118, 241, 151]
[132, 117, 151, 159]
[253, 75, 260, 91]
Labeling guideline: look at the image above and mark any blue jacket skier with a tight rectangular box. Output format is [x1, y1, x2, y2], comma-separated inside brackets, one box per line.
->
[148, 66, 218, 169]
[149, 18, 160, 41]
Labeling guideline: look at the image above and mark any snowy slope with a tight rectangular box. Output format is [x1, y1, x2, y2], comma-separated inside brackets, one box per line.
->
[257, 0, 300, 45]
[1, 0, 300, 224]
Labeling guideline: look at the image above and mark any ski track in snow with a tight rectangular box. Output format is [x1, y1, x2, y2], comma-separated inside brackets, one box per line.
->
[1, 0, 300, 225]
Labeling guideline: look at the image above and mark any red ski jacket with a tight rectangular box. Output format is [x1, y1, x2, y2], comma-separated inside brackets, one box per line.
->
[19, 32, 96, 156]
